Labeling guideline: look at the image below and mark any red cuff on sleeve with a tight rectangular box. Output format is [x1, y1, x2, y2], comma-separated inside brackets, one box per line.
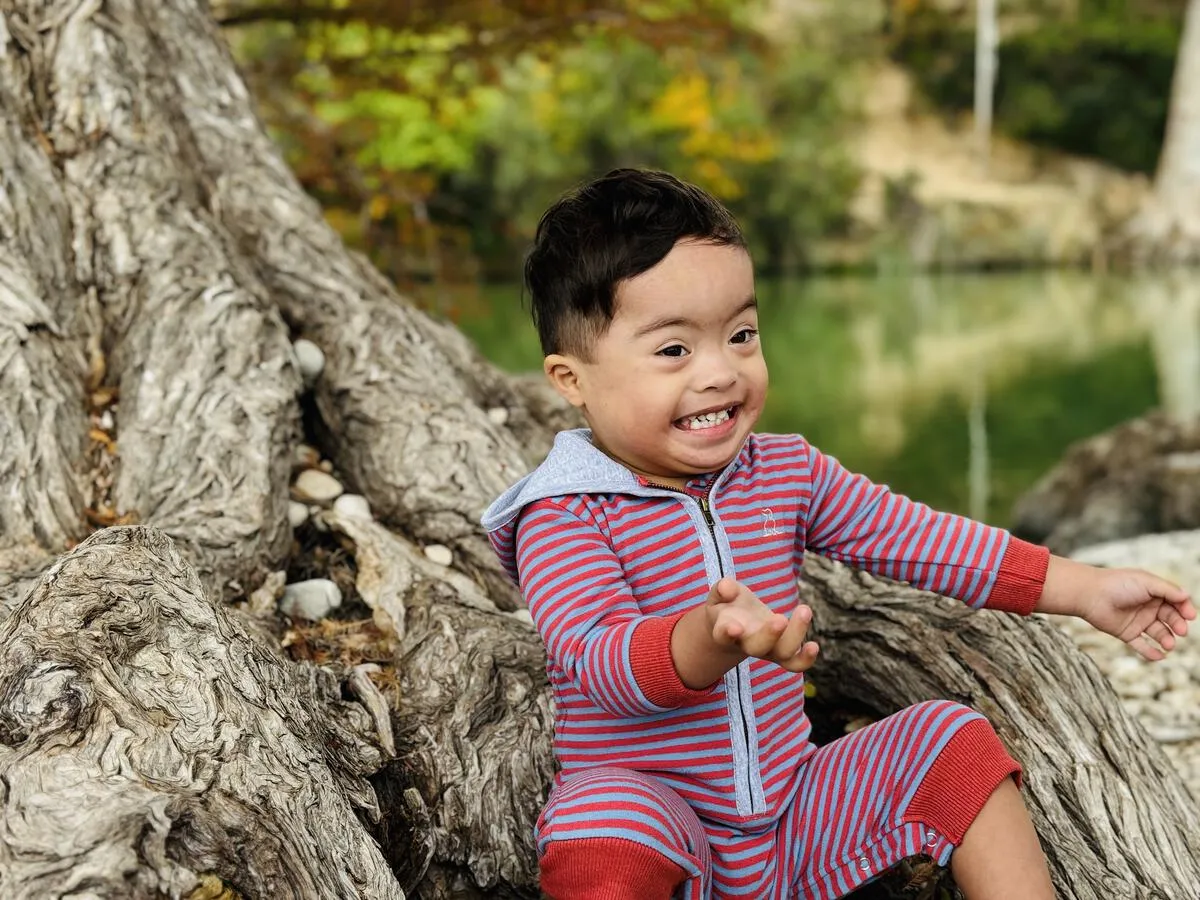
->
[984, 537, 1050, 615]
[629, 613, 721, 709]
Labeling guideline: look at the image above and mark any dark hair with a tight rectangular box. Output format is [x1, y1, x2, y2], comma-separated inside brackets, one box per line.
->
[524, 168, 746, 358]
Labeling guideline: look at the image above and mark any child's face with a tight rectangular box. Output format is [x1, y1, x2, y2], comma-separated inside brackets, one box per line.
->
[545, 239, 767, 487]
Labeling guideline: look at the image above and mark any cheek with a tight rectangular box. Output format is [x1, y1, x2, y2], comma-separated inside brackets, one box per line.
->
[747, 357, 769, 392]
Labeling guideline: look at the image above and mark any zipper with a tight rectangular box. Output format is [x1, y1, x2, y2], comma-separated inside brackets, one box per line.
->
[645, 479, 759, 815]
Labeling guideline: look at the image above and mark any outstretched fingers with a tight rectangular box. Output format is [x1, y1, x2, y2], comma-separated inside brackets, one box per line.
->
[1143, 619, 1177, 653]
[739, 614, 789, 658]
[775, 604, 819, 672]
[713, 607, 787, 657]
[1143, 571, 1195, 619]
[782, 640, 820, 673]
[1128, 633, 1167, 662]
[1158, 603, 1192, 641]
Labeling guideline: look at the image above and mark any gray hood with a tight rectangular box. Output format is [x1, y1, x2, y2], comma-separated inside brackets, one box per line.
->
[480, 428, 643, 534]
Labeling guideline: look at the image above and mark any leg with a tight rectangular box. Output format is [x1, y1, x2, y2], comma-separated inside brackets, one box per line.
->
[950, 776, 1054, 899]
[903, 706, 1053, 899]
[786, 700, 1035, 898]
[536, 767, 712, 900]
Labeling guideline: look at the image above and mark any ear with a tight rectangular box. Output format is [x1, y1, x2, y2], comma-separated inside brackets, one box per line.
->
[543, 354, 586, 408]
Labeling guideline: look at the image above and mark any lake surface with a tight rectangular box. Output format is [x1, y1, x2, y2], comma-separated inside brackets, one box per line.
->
[453, 270, 1194, 527]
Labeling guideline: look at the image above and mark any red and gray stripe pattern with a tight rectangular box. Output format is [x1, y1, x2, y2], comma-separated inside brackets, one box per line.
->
[535, 700, 1017, 898]
[482, 429, 1047, 896]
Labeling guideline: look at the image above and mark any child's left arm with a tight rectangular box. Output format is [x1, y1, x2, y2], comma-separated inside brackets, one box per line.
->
[799, 436, 1194, 657]
[1036, 555, 1196, 660]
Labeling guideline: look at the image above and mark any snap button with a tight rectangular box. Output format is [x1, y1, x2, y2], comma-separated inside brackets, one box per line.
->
[858, 857, 870, 871]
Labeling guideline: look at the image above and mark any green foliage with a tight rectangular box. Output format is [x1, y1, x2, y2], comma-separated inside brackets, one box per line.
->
[446, 31, 861, 279]
[227, 0, 866, 289]
[229, 1, 753, 290]
[892, 7, 1181, 173]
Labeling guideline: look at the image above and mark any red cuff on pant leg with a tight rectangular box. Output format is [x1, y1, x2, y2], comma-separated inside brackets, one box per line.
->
[904, 718, 1022, 845]
[540, 837, 689, 900]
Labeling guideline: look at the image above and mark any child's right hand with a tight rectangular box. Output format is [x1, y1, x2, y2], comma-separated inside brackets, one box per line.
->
[705, 577, 820, 673]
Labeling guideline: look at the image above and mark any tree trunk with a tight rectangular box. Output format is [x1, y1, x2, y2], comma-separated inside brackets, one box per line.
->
[973, 0, 997, 175]
[1, 2, 1198, 899]
[1127, 0, 1200, 262]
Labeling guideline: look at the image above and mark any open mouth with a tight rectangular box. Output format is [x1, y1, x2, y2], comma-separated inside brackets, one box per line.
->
[675, 405, 739, 431]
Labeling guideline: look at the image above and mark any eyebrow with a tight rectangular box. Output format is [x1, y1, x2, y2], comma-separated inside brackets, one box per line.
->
[633, 296, 758, 339]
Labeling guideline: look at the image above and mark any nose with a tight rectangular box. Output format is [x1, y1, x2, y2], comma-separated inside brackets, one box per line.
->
[695, 346, 738, 392]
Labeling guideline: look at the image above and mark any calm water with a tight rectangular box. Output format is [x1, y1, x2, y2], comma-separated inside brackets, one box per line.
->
[454, 270, 1194, 526]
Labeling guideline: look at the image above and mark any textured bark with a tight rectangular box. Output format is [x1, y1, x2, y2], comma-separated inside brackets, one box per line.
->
[325, 510, 554, 896]
[0, 525, 402, 900]
[0, 68, 91, 572]
[2, 1, 1199, 899]
[113, 0, 550, 611]
[3, 0, 299, 605]
[0, 1, 558, 895]
[803, 554, 1200, 899]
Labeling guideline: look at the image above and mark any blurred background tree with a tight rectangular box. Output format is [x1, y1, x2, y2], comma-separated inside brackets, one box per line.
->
[890, 0, 1188, 173]
[221, 0, 867, 304]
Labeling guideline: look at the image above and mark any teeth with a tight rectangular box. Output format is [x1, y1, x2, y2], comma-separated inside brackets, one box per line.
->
[684, 409, 731, 430]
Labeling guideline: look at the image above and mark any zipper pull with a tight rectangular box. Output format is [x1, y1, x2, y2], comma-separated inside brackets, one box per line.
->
[699, 496, 714, 525]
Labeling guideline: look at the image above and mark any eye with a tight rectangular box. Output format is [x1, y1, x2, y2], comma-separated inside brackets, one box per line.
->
[656, 344, 688, 358]
[730, 328, 758, 345]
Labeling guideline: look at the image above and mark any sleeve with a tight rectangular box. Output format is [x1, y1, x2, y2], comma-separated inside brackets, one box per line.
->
[800, 440, 1048, 614]
[515, 499, 718, 715]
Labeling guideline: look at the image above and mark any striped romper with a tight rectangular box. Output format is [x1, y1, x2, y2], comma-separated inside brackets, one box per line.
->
[482, 429, 1049, 899]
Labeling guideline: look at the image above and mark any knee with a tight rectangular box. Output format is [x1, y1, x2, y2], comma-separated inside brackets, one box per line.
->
[536, 768, 709, 900]
[907, 698, 983, 723]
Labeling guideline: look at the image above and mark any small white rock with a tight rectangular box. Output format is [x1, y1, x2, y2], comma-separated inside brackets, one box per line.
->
[99, 410, 114, 431]
[248, 570, 288, 616]
[1166, 666, 1191, 690]
[293, 443, 320, 469]
[1119, 679, 1158, 699]
[279, 578, 342, 620]
[423, 543, 453, 566]
[293, 468, 344, 504]
[333, 493, 372, 519]
[487, 406, 509, 426]
[510, 608, 534, 625]
[1109, 655, 1142, 679]
[293, 339, 325, 385]
[1159, 689, 1194, 713]
[288, 501, 310, 529]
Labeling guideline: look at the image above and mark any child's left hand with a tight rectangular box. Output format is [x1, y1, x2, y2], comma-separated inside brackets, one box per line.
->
[1040, 556, 1197, 660]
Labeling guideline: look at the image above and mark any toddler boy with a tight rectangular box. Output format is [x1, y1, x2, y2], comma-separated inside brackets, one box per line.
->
[481, 169, 1194, 899]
